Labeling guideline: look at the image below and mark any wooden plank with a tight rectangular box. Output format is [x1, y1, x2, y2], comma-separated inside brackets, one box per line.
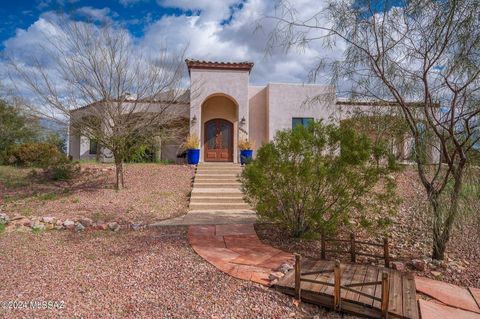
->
[340, 263, 358, 299]
[388, 270, 404, 318]
[358, 265, 380, 307]
[373, 267, 386, 309]
[344, 264, 368, 302]
[402, 273, 419, 319]
[319, 262, 338, 296]
[311, 260, 335, 294]
[300, 260, 330, 293]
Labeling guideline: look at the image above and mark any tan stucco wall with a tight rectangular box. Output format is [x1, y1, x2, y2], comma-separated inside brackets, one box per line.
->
[266, 83, 337, 140]
[201, 95, 238, 160]
[248, 86, 268, 153]
[190, 69, 250, 163]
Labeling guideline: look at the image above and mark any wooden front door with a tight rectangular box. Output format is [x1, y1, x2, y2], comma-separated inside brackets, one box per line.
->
[204, 119, 233, 162]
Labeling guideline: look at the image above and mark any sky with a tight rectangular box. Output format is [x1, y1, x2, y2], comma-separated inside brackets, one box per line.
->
[0, 0, 343, 87]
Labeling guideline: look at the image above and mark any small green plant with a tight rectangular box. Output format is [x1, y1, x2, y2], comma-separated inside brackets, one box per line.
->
[0, 223, 5, 234]
[37, 193, 58, 201]
[72, 197, 81, 203]
[239, 139, 255, 150]
[183, 134, 199, 150]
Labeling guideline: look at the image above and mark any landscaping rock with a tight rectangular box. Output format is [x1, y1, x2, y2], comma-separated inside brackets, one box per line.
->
[412, 259, 426, 271]
[63, 220, 75, 230]
[431, 271, 442, 278]
[42, 216, 56, 224]
[79, 218, 93, 228]
[108, 222, 120, 232]
[131, 223, 142, 231]
[278, 263, 294, 274]
[391, 261, 406, 272]
[268, 272, 285, 281]
[0, 213, 10, 224]
[75, 223, 85, 232]
[31, 222, 45, 231]
[95, 223, 109, 231]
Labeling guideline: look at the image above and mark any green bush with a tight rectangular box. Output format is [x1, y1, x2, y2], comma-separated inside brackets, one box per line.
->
[7, 142, 62, 167]
[46, 160, 80, 181]
[241, 120, 396, 238]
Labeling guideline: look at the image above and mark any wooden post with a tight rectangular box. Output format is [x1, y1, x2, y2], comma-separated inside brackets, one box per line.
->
[381, 272, 390, 318]
[294, 254, 301, 300]
[383, 237, 390, 268]
[321, 234, 326, 260]
[333, 260, 341, 310]
[350, 233, 356, 263]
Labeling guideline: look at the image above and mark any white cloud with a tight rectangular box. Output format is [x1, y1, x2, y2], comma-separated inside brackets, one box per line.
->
[119, 0, 146, 7]
[2, 0, 344, 93]
[75, 6, 112, 22]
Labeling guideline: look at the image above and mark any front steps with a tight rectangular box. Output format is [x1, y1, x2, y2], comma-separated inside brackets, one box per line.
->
[189, 163, 252, 211]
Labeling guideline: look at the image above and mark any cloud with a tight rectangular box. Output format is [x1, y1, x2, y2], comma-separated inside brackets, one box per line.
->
[2, 0, 344, 96]
[75, 6, 112, 22]
[118, 0, 146, 7]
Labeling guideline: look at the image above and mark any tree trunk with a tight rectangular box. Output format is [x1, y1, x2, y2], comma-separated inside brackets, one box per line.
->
[114, 155, 124, 190]
[430, 170, 464, 260]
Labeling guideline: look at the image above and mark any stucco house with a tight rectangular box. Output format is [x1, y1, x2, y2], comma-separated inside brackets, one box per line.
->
[69, 59, 429, 163]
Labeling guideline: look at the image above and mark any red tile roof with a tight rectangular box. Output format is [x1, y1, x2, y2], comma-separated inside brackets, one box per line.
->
[185, 59, 254, 73]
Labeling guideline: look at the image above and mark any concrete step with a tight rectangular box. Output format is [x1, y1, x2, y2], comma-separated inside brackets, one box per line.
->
[189, 196, 245, 204]
[189, 203, 251, 210]
[193, 182, 241, 188]
[194, 179, 240, 184]
[196, 168, 243, 173]
[195, 176, 239, 181]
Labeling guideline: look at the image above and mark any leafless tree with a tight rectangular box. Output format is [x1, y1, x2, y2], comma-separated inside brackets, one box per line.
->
[7, 16, 188, 190]
[268, 0, 480, 259]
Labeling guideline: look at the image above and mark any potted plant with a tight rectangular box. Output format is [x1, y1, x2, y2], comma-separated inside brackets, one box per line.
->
[239, 139, 255, 165]
[184, 134, 200, 165]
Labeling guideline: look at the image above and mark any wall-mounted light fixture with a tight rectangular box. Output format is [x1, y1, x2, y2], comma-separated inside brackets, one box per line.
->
[240, 116, 246, 126]
[191, 115, 197, 125]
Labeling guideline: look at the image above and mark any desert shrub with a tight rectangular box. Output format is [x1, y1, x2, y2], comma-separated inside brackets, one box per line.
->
[241, 120, 396, 238]
[46, 160, 80, 181]
[125, 144, 155, 163]
[7, 142, 62, 167]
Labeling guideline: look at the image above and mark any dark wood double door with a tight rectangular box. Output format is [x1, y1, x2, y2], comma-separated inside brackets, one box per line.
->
[204, 119, 233, 162]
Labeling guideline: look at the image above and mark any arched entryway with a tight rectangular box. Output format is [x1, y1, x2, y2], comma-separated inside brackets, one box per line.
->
[204, 119, 233, 161]
[201, 94, 238, 162]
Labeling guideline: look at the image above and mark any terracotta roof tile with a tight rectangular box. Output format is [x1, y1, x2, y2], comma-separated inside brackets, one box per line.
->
[185, 59, 254, 73]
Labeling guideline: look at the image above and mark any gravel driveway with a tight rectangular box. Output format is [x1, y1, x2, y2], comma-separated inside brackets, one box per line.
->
[0, 227, 349, 319]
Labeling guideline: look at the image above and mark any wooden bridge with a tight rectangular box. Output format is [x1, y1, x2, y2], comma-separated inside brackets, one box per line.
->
[274, 235, 419, 319]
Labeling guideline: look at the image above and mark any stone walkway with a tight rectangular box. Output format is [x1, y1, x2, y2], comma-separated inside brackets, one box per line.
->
[416, 276, 480, 319]
[188, 223, 294, 286]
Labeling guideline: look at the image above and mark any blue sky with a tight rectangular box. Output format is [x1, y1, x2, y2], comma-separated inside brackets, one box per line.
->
[0, 0, 345, 86]
[0, 0, 193, 46]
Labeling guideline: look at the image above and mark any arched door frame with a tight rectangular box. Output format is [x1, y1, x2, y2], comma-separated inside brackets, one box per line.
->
[203, 118, 234, 162]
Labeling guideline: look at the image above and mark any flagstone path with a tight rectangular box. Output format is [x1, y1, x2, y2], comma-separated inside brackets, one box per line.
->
[188, 223, 294, 286]
[416, 276, 480, 319]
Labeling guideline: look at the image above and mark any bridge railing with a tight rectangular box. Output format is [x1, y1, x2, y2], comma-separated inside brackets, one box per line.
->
[294, 255, 390, 318]
[320, 233, 390, 267]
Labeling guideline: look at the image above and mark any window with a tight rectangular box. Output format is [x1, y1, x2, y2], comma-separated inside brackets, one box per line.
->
[89, 139, 98, 155]
[292, 117, 314, 128]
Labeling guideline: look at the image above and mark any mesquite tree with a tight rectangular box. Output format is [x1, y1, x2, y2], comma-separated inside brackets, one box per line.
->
[7, 16, 186, 190]
[268, 0, 480, 259]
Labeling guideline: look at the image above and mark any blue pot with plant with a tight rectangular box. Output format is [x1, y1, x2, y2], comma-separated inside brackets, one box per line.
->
[185, 134, 200, 165]
[239, 139, 255, 165]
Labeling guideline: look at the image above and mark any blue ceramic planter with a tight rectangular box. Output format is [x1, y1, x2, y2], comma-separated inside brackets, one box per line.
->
[240, 149, 253, 165]
[187, 149, 200, 165]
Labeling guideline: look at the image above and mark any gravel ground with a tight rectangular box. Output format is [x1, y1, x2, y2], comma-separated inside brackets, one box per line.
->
[0, 163, 194, 224]
[255, 168, 480, 289]
[0, 227, 350, 319]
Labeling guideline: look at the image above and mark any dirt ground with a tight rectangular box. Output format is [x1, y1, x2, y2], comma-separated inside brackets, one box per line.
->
[0, 226, 351, 319]
[0, 163, 194, 224]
